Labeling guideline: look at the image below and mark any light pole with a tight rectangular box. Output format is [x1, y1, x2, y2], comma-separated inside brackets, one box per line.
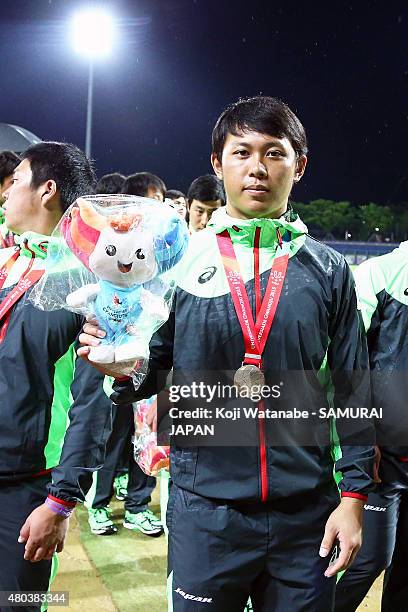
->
[72, 9, 114, 158]
[85, 60, 94, 158]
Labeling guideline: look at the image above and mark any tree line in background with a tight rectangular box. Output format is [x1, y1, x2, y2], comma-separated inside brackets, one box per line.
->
[292, 200, 408, 242]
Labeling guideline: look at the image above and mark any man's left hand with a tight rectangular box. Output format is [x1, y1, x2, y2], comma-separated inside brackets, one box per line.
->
[18, 503, 69, 562]
[319, 497, 364, 577]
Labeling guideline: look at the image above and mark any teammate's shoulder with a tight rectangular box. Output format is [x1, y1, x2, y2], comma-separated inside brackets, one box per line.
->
[354, 250, 398, 295]
[357, 247, 402, 277]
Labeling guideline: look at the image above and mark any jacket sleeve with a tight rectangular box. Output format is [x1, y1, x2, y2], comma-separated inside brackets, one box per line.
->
[353, 258, 387, 341]
[47, 353, 113, 505]
[111, 310, 175, 406]
[327, 259, 375, 501]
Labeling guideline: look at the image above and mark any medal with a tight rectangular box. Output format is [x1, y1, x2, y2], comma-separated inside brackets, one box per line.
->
[234, 364, 265, 398]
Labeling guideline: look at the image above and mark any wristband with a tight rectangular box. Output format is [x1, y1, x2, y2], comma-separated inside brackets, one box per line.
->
[341, 491, 368, 502]
[45, 497, 75, 518]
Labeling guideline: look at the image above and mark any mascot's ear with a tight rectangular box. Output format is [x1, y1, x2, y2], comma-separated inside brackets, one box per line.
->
[77, 199, 108, 231]
[163, 219, 179, 246]
[61, 199, 105, 270]
[155, 217, 189, 274]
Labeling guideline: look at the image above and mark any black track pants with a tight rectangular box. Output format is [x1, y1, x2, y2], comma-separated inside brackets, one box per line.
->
[0, 476, 53, 612]
[167, 484, 338, 612]
[335, 487, 408, 612]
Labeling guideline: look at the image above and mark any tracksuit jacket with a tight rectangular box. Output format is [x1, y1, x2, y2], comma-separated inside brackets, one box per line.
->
[355, 242, 408, 487]
[0, 233, 112, 507]
[112, 207, 375, 503]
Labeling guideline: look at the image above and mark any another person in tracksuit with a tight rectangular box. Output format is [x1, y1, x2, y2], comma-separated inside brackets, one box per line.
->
[86, 400, 162, 537]
[335, 243, 408, 612]
[79, 96, 375, 612]
[0, 143, 112, 611]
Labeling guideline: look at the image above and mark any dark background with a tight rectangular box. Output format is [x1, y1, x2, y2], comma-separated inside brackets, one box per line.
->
[1, 0, 407, 203]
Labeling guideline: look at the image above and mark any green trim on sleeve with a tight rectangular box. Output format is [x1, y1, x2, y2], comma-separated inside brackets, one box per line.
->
[44, 344, 76, 468]
[317, 350, 342, 487]
[84, 470, 99, 509]
[103, 375, 114, 397]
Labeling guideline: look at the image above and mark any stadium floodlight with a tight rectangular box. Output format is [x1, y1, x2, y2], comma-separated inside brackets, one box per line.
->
[72, 8, 114, 58]
[71, 8, 115, 157]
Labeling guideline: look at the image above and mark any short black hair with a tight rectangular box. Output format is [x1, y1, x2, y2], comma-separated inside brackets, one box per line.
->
[0, 150, 21, 184]
[187, 175, 225, 205]
[121, 172, 166, 197]
[96, 172, 126, 194]
[166, 189, 186, 200]
[21, 142, 96, 212]
[212, 96, 308, 162]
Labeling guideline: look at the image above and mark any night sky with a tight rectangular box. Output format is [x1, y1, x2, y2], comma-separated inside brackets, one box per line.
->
[1, 0, 407, 204]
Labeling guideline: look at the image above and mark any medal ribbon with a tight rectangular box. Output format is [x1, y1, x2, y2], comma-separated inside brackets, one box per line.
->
[0, 248, 20, 290]
[0, 243, 45, 342]
[216, 226, 290, 367]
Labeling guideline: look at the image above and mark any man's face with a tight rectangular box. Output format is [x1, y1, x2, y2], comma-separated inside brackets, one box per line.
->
[171, 196, 187, 219]
[212, 130, 306, 219]
[0, 175, 14, 206]
[2, 159, 42, 234]
[188, 198, 223, 231]
[147, 185, 164, 202]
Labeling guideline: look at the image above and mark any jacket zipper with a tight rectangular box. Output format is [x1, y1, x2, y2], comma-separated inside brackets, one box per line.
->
[258, 397, 268, 502]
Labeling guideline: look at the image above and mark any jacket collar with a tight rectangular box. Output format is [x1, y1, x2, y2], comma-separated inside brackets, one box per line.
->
[15, 232, 50, 259]
[207, 206, 308, 244]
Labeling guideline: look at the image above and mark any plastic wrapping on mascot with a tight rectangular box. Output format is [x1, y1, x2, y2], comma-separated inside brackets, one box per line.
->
[61, 197, 188, 365]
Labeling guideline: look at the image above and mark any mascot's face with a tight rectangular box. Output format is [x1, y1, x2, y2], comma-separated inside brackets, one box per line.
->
[89, 225, 157, 287]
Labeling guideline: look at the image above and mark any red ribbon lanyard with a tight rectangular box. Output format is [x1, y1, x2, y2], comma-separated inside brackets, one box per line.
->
[216, 227, 290, 367]
[0, 247, 20, 290]
[0, 269, 44, 322]
[0, 245, 45, 342]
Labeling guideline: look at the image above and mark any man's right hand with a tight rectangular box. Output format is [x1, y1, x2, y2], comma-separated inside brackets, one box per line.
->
[77, 318, 121, 377]
[77, 316, 105, 349]
[19, 504, 69, 563]
[319, 497, 364, 577]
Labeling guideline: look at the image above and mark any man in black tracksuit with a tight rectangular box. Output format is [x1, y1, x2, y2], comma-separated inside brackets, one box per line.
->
[335, 243, 408, 612]
[0, 143, 112, 612]
[80, 97, 375, 611]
